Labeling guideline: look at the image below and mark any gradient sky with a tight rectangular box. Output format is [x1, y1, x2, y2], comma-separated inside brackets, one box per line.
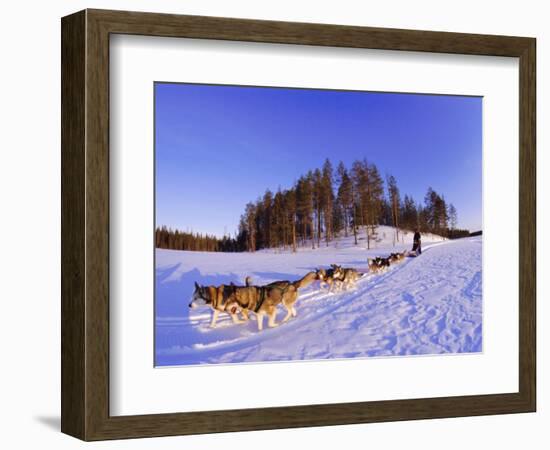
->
[155, 83, 482, 237]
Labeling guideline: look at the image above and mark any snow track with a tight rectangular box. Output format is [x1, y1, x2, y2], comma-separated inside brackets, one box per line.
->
[155, 230, 482, 366]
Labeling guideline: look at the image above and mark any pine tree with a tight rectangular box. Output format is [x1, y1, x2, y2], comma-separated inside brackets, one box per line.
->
[438, 195, 449, 232]
[332, 201, 344, 237]
[401, 195, 418, 230]
[448, 203, 458, 236]
[262, 190, 274, 248]
[321, 158, 335, 245]
[245, 202, 257, 251]
[424, 187, 449, 234]
[418, 202, 429, 232]
[312, 169, 323, 248]
[336, 162, 353, 238]
[379, 199, 393, 226]
[364, 161, 385, 249]
[296, 174, 314, 247]
[351, 180, 359, 245]
[285, 188, 297, 252]
[273, 189, 285, 249]
[387, 174, 401, 243]
[424, 187, 438, 232]
[351, 159, 367, 229]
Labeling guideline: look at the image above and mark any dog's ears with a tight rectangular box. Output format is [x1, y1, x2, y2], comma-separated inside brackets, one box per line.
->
[194, 281, 199, 290]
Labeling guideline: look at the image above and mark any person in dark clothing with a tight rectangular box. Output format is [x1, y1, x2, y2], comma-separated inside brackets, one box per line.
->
[412, 229, 422, 255]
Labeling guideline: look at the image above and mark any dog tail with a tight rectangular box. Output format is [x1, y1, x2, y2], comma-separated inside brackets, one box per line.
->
[294, 271, 316, 289]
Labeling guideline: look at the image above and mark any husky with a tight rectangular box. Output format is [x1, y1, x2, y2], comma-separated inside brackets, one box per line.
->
[377, 256, 392, 267]
[316, 265, 345, 291]
[231, 271, 319, 329]
[368, 256, 390, 274]
[227, 283, 289, 331]
[367, 258, 383, 274]
[189, 282, 246, 328]
[338, 267, 365, 289]
[389, 250, 407, 264]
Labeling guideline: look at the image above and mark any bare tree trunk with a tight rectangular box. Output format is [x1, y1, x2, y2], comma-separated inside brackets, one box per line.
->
[292, 216, 296, 253]
[344, 208, 348, 237]
[325, 212, 330, 247]
[317, 210, 321, 248]
[282, 214, 287, 251]
[353, 205, 358, 245]
[367, 226, 370, 250]
[311, 216, 315, 249]
[365, 207, 370, 250]
[392, 196, 399, 242]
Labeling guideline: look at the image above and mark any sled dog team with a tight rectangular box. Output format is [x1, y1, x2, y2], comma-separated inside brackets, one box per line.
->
[367, 250, 408, 274]
[189, 250, 408, 331]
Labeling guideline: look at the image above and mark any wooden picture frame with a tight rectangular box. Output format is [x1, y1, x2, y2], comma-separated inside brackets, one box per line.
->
[61, 9, 536, 441]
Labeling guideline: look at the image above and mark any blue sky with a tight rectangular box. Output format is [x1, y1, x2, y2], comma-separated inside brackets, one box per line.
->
[155, 83, 482, 237]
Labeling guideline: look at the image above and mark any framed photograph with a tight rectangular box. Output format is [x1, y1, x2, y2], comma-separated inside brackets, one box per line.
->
[61, 9, 536, 441]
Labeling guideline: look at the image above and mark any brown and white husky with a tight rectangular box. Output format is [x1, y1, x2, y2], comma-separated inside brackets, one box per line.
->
[228, 271, 319, 330]
[316, 265, 345, 291]
[188, 282, 246, 328]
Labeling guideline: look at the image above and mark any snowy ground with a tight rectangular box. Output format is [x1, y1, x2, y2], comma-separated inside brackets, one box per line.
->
[155, 226, 482, 366]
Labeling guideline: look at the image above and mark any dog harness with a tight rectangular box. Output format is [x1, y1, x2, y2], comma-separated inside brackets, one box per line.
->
[253, 283, 291, 313]
[253, 288, 267, 313]
[200, 285, 234, 310]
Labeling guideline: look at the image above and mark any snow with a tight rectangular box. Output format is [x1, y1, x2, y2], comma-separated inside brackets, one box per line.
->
[155, 226, 482, 366]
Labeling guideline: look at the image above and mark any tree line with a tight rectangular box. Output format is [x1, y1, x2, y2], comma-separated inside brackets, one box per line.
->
[155, 226, 240, 252]
[156, 157, 470, 252]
